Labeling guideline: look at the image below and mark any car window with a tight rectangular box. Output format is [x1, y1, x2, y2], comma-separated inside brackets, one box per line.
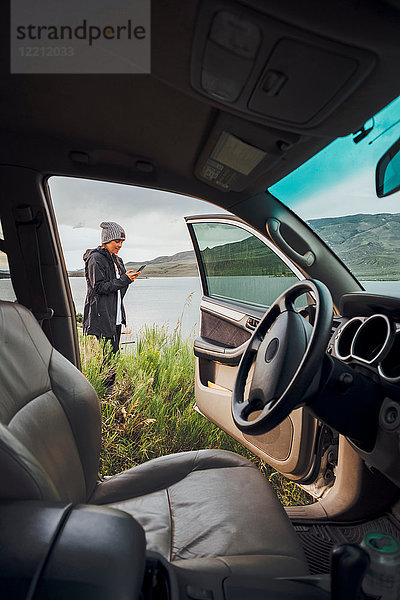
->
[191, 222, 298, 309]
[0, 220, 16, 301]
[47, 176, 230, 337]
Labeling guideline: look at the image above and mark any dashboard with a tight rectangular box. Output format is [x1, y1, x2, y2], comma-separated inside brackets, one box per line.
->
[327, 293, 400, 488]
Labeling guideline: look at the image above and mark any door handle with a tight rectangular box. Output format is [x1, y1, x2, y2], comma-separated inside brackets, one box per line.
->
[266, 218, 315, 267]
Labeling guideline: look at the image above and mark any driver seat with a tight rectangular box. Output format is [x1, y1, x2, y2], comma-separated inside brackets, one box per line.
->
[0, 301, 308, 576]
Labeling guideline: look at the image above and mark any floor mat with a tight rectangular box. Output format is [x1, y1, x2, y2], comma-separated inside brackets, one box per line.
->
[293, 514, 400, 574]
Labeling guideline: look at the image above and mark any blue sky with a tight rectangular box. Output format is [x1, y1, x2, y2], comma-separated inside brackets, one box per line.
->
[270, 95, 400, 220]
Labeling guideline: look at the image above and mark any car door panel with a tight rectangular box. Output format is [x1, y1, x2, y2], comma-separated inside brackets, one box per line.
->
[186, 215, 322, 483]
[195, 369, 319, 479]
[194, 298, 253, 365]
[200, 303, 251, 348]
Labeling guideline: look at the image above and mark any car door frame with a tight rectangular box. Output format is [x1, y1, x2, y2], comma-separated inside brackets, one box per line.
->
[186, 214, 331, 485]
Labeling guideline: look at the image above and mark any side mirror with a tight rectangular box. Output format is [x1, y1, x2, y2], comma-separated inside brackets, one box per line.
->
[376, 136, 400, 197]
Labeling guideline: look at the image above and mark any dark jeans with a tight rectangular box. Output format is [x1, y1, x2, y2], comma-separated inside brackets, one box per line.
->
[96, 325, 122, 390]
[97, 324, 122, 355]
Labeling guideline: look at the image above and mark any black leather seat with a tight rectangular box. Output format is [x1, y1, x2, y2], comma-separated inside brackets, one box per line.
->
[0, 300, 308, 576]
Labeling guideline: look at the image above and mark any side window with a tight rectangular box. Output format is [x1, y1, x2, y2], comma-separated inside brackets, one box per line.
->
[0, 220, 16, 302]
[191, 222, 297, 308]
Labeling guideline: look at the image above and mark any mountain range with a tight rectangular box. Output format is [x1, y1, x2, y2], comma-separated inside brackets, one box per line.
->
[68, 250, 198, 278]
[62, 213, 400, 280]
[308, 213, 400, 279]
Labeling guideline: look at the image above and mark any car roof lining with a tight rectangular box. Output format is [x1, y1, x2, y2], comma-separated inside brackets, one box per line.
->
[0, 0, 399, 208]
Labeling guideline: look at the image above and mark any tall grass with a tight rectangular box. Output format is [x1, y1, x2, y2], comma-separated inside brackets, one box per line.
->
[79, 324, 311, 506]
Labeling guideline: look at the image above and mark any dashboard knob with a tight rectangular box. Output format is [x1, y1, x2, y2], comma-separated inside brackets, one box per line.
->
[336, 372, 353, 392]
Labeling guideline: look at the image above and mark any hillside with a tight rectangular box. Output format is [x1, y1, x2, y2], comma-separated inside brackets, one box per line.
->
[200, 235, 292, 277]
[67, 213, 400, 280]
[125, 249, 197, 276]
[69, 250, 198, 278]
[308, 213, 400, 280]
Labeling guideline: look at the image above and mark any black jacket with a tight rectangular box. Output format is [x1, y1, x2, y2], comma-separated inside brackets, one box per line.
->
[83, 247, 132, 339]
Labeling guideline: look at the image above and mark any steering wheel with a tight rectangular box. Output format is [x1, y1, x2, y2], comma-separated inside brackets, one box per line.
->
[232, 279, 333, 435]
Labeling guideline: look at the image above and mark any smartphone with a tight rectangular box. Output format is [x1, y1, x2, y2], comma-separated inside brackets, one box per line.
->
[138, 264, 146, 271]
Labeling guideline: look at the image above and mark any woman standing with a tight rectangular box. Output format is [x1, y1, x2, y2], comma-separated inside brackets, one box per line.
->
[83, 221, 140, 353]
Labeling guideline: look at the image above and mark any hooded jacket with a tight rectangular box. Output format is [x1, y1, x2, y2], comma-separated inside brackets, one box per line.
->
[83, 247, 132, 339]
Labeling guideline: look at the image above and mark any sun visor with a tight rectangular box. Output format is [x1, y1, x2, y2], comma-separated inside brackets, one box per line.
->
[191, 0, 376, 131]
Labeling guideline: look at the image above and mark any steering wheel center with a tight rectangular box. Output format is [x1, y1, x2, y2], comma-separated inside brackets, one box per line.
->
[265, 338, 279, 363]
[232, 279, 333, 434]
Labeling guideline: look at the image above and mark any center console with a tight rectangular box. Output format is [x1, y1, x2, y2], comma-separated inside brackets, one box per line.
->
[0, 501, 333, 600]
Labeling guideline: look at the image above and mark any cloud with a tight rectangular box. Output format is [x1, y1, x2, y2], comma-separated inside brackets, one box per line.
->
[49, 177, 228, 269]
[293, 168, 400, 222]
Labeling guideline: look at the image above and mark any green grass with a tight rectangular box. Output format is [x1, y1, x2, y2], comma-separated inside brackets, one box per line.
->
[79, 324, 312, 506]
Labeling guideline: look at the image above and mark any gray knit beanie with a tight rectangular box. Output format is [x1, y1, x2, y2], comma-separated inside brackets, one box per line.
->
[100, 221, 126, 244]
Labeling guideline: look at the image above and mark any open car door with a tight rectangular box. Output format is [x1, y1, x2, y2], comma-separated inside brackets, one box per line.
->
[186, 214, 336, 489]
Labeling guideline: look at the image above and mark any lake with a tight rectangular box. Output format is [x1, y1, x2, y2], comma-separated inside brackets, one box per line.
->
[71, 276, 203, 339]
[1, 278, 400, 341]
[0, 277, 202, 339]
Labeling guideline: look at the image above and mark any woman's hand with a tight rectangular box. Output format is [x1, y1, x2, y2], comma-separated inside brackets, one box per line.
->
[126, 270, 141, 282]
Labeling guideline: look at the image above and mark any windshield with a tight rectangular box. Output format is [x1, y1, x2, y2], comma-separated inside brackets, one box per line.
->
[269, 96, 400, 298]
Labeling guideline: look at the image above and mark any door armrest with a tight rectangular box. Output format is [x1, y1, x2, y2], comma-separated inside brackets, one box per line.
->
[194, 336, 248, 365]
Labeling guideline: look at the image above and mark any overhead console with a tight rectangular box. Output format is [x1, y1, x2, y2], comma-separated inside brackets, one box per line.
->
[191, 0, 376, 131]
[194, 113, 301, 191]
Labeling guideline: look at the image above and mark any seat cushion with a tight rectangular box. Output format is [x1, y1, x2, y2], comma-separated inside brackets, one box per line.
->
[91, 449, 308, 573]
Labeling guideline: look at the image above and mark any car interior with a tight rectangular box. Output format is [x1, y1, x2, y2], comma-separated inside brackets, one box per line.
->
[1, 1, 400, 599]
